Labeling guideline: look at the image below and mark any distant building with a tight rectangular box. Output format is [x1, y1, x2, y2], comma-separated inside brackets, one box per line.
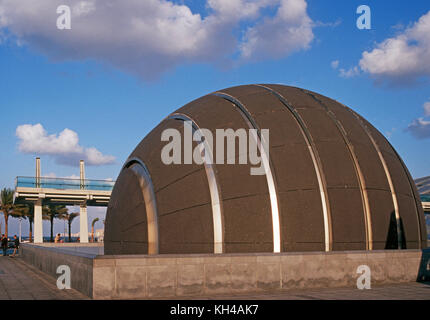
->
[415, 176, 430, 240]
[415, 176, 430, 212]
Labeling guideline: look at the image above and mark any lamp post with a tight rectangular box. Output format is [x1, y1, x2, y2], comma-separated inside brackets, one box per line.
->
[19, 217, 22, 243]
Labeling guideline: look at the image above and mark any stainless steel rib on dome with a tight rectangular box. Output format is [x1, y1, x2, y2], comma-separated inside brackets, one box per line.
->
[123, 157, 159, 254]
[301, 89, 373, 251]
[211, 91, 282, 253]
[254, 84, 332, 252]
[168, 113, 225, 254]
[346, 109, 404, 249]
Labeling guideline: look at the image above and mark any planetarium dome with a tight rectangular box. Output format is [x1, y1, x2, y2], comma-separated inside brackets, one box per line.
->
[104, 84, 427, 255]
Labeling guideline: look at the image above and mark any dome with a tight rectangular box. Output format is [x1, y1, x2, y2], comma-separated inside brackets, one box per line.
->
[104, 84, 427, 255]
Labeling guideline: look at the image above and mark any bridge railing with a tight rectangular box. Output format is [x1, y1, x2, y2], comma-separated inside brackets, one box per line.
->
[421, 194, 430, 203]
[15, 176, 115, 191]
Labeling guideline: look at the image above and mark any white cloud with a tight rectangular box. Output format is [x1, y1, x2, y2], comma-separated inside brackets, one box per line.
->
[339, 66, 360, 78]
[314, 19, 341, 28]
[44, 172, 112, 180]
[207, 0, 274, 19]
[16, 123, 115, 166]
[239, 0, 313, 61]
[424, 101, 430, 116]
[331, 60, 360, 78]
[45, 173, 79, 179]
[359, 10, 430, 83]
[0, 0, 314, 79]
[406, 118, 430, 139]
[44, 172, 58, 178]
[406, 100, 430, 140]
[65, 174, 81, 179]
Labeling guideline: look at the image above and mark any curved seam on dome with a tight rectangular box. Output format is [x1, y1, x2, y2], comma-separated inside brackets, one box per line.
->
[301, 90, 373, 251]
[210, 92, 282, 253]
[387, 144, 423, 248]
[168, 113, 225, 254]
[123, 157, 159, 255]
[254, 84, 332, 252]
[345, 110, 403, 249]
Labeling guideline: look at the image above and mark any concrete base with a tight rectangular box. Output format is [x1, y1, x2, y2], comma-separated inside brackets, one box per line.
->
[20, 244, 430, 299]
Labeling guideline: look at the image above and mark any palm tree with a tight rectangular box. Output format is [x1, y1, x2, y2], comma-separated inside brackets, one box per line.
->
[64, 212, 79, 242]
[43, 204, 68, 242]
[27, 209, 34, 242]
[13, 203, 34, 242]
[91, 217, 99, 242]
[0, 188, 14, 237]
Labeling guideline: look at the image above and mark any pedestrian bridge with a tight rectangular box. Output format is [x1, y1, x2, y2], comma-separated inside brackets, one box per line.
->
[14, 176, 114, 207]
[13, 158, 115, 244]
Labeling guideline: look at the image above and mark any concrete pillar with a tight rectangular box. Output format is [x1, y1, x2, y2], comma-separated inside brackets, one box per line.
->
[80, 160, 85, 190]
[34, 199, 43, 243]
[80, 204, 89, 243]
[36, 157, 41, 188]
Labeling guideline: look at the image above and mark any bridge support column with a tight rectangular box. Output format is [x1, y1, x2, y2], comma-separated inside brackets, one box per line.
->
[80, 204, 89, 243]
[34, 199, 43, 243]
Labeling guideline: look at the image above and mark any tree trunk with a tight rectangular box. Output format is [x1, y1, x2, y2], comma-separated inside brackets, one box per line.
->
[4, 213, 8, 238]
[50, 215, 54, 242]
[91, 226, 94, 242]
[68, 221, 72, 242]
[29, 217, 33, 242]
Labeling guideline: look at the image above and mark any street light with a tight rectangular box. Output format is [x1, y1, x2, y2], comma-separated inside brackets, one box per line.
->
[19, 217, 22, 243]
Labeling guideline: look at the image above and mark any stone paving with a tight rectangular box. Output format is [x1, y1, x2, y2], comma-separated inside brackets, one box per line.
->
[1, 254, 430, 300]
[0, 255, 87, 300]
[186, 282, 430, 300]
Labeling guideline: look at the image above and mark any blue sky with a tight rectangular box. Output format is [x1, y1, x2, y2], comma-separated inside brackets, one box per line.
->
[1, 0, 430, 236]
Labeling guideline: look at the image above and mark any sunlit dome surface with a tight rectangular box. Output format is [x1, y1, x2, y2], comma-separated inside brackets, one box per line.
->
[105, 84, 427, 255]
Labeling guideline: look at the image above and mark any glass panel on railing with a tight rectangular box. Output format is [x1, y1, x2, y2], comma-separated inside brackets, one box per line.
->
[15, 176, 115, 191]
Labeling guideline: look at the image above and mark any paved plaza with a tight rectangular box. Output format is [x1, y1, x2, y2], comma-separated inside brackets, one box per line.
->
[0, 255, 87, 300]
[1, 255, 430, 300]
[191, 282, 430, 300]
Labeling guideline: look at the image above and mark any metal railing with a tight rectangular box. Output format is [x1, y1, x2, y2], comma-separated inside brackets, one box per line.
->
[421, 194, 430, 203]
[15, 176, 115, 191]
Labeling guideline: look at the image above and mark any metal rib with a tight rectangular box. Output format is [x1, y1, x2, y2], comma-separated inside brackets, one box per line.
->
[386, 141, 423, 248]
[301, 90, 373, 251]
[346, 109, 403, 249]
[123, 157, 159, 254]
[211, 92, 282, 253]
[254, 84, 332, 252]
[168, 113, 224, 254]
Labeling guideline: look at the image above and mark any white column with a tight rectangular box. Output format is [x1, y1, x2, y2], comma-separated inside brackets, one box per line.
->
[80, 205, 89, 243]
[36, 157, 41, 188]
[34, 199, 43, 243]
[80, 160, 85, 190]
